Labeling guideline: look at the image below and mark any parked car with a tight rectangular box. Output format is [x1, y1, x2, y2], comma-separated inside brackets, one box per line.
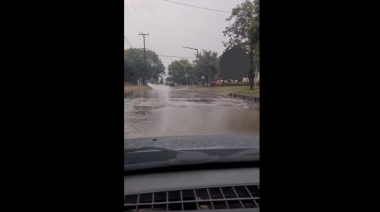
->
[169, 82, 175, 86]
[165, 82, 169, 86]
[210, 80, 223, 86]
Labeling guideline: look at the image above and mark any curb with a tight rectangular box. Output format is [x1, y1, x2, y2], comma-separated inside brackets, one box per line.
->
[230, 93, 260, 103]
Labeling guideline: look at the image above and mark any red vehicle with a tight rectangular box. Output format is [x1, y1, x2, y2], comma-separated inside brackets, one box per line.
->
[169, 82, 175, 86]
[210, 80, 223, 86]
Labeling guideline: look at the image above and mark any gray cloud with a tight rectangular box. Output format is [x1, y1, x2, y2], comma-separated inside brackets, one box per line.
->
[124, 0, 243, 74]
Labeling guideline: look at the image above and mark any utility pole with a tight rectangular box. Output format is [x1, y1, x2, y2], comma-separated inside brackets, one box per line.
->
[139, 32, 149, 85]
[183, 46, 198, 87]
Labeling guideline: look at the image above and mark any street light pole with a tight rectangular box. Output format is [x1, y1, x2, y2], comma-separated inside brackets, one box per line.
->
[183, 46, 198, 88]
[202, 49, 208, 86]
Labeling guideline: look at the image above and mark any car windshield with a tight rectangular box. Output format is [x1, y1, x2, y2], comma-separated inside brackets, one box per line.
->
[124, 0, 260, 166]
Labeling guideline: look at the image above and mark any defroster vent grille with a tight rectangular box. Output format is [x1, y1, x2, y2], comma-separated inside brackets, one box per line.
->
[124, 184, 260, 211]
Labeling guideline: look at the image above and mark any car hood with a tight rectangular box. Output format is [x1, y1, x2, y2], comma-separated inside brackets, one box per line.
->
[124, 134, 259, 150]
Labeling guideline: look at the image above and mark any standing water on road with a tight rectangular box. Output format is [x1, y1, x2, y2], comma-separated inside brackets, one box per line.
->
[124, 84, 259, 139]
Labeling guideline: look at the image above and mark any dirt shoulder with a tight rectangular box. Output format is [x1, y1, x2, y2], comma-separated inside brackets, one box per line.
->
[124, 84, 152, 93]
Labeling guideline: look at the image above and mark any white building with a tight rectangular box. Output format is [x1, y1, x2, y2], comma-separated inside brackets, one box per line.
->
[254, 72, 260, 86]
[241, 72, 259, 85]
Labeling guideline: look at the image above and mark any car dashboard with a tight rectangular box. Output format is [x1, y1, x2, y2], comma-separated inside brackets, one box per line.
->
[124, 167, 260, 212]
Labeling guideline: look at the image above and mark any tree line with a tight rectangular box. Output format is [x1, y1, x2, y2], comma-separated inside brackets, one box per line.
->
[124, 48, 165, 85]
[124, 0, 259, 88]
[167, 0, 259, 89]
[167, 50, 220, 86]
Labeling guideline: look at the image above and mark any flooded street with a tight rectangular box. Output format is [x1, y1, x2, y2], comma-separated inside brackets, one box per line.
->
[124, 84, 259, 139]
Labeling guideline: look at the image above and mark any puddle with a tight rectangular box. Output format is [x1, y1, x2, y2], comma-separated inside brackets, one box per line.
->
[125, 84, 259, 139]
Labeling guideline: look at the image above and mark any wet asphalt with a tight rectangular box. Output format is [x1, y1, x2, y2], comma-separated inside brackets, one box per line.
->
[124, 84, 259, 139]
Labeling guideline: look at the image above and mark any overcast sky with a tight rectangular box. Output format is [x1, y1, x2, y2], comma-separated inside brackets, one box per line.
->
[124, 0, 243, 74]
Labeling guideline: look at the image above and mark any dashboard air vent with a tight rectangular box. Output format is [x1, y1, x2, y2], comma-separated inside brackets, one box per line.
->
[124, 184, 260, 211]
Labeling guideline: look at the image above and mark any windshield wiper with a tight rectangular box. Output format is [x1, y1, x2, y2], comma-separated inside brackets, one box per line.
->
[124, 148, 218, 171]
[124, 148, 260, 172]
[124, 146, 183, 153]
[228, 148, 260, 157]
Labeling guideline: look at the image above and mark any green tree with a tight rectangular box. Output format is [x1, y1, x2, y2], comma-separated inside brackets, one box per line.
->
[146, 49, 166, 82]
[248, 0, 259, 88]
[124, 58, 135, 84]
[126, 48, 144, 84]
[194, 50, 219, 85]
[223, 0, 259, 90]
[124, 49, 137, 84]
[124, 48, 165, 85]
[222, 0, 254, 52]
[168, 59, 194, 85]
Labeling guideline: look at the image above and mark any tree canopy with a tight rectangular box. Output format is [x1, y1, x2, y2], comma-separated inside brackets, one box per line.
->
[124, 48, 165, 85]
[248, 0, 260, 73]
[222, 0, 259, 89]
[124, 0, 259, 87]
[194, 50, 219, 84]
[168, 59, 193, 84]
[222, 0, 254, 53]
[166, 49, 220, 85]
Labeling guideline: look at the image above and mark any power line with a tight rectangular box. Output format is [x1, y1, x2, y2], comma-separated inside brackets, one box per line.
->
[124, 36, 134, 48]
[162, 0, 231, 13]
[124, 36, 133, 47]
[124, 11, 140, 33]
[130, 0, 148, 32]
[126, 40, 133, 48]
[125, 3, 142, 32]
[158, 55, 195, 58]
[124, 40, 132, 48]
[137, 9, 220, 41]
[124, 4, 142, 32]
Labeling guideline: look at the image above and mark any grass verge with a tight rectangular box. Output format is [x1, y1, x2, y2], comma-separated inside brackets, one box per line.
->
[195, 85, 260, 97]
[124, 84, 152, 93]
